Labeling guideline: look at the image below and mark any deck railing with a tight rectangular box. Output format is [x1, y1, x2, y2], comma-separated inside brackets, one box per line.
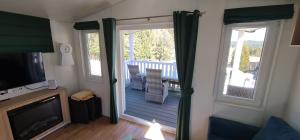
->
[124, 60, 178, 82]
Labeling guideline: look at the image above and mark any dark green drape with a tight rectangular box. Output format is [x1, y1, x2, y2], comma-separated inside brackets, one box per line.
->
[173, 10, 200, 140]
[224, 4, 294, 24]
[73, 21, 100, 30]
[102, 18, 118, 124]
[0, 11, 54, 52]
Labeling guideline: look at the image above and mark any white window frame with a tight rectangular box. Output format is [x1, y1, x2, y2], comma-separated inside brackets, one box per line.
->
[214, 21, 281, 107]
[81, 30, 103, 81]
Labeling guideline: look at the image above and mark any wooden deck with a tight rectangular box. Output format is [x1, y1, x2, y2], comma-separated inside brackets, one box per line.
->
[124, 87, 180, 128]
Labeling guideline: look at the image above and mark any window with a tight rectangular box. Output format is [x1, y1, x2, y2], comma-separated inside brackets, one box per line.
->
[215, 21, 280, 107]
[82, 30, 102, 78]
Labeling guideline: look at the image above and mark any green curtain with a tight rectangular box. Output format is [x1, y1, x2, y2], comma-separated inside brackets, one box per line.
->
[173, 10, 200, 140]
[224, 4, 294, 24]
[102, 18, 118, 124]
[73, 21, 100, 30]
[0, 11, 54, 53]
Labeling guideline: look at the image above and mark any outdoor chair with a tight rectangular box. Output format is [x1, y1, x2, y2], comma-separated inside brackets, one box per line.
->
[128, 64, 145, 90]
[145, 69, 169, 104]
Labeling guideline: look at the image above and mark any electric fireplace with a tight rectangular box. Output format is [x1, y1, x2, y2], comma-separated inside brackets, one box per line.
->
[7, 95, 63, 140]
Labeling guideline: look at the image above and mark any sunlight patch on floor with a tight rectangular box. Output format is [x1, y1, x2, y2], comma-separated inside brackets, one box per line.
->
[144, 121, 165, 140]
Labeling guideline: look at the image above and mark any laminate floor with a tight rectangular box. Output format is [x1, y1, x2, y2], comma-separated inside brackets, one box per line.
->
[43, 117, 175, 140]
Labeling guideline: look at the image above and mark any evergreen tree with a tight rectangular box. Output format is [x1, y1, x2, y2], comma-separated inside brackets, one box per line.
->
[87, 33, 100, 59]
[249, 47, 262, 57]
[239, 44, 250, 72]
[151, 29, 175, 61]
[123, 34, 129, 60]
[134, 30, 153, 60]
[123, 29, 175, 61]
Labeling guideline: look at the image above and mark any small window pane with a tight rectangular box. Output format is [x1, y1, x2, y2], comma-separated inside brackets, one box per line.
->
[223, 27, 267, 99]
[86, 32, 101, 76]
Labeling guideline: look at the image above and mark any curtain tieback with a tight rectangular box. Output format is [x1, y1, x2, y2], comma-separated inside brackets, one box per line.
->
[181, 88, 194, 97]
[112, 79, 117, 84]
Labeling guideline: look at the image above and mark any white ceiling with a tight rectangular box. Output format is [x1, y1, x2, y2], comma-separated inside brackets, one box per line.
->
[0, 0, 124, 21]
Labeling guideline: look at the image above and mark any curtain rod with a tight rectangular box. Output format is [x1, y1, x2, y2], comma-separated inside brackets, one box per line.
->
[116, 11, 205, 21]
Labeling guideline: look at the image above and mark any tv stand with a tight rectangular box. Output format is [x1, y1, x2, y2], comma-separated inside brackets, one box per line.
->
[0, 87, 70, 140]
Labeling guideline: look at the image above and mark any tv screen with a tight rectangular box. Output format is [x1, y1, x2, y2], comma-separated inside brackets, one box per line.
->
[0, 53, 46, 91]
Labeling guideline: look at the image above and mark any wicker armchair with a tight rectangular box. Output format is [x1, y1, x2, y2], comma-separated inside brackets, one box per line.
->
[128, 65, 145, 90]
[145, 69, 169, 104]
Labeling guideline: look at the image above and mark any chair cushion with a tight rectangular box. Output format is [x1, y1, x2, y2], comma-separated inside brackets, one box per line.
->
[252, 117, 300, 140]
[71, 90, 94, 101]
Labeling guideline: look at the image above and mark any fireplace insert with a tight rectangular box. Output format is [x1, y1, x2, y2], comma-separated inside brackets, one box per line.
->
[7, 95, 63, 140]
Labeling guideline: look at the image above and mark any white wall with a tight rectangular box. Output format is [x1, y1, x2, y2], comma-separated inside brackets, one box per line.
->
[285, 54, 300, 132]
[77, 0, 299, 139]
[277, 1, 300, 133]
[73, 24, 111, 116]
[213, 0, 300, 126]
[43, 20, 80, 94]
[284, 4, 300, 131]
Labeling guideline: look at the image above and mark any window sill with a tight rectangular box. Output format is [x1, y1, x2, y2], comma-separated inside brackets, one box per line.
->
[214, 95, 264, 111]
[85, 75, 104, 83]
[214, 100, 265, 113]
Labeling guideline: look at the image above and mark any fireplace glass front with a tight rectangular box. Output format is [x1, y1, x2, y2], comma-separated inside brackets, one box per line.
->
[7, 95, 63, 140]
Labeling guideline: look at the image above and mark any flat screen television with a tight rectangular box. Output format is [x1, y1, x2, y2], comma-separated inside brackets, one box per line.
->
[0, 53, 46, 91]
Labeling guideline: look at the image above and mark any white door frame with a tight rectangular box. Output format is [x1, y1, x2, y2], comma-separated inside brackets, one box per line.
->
[115, 22, 176, 134]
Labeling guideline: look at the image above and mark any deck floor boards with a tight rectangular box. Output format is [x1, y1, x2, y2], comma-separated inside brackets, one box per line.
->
[124, 87, 180, 128]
